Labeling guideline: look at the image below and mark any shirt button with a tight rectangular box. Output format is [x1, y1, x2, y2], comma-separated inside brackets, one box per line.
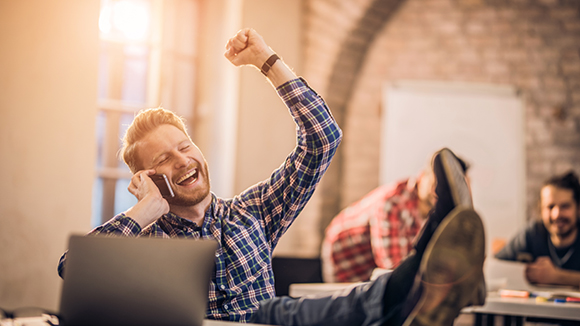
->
[215, 252, 220, 257]
[220, 285, 226, 290]
[224, 304, 228, 310]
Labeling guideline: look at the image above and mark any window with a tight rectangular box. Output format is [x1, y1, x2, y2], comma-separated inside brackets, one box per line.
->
[93, 0, 199, 226]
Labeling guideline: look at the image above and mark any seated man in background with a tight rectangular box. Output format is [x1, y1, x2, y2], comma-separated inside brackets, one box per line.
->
[322, 156, 469, 282]
[496, 171, 580, 288]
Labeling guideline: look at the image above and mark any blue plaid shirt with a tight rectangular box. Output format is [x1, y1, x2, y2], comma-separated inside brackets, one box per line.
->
[58, 78, 342, 322]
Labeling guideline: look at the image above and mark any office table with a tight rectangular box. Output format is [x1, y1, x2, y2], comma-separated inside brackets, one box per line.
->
[1, 317, 271, 326]
[289, 283, 580, 325]
[204, 320, 271, 326]
[462, 292, 580, 325]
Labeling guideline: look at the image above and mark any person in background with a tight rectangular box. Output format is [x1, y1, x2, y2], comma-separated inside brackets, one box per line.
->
[496, 171, 580, 288]
[322, 156, 469, 283]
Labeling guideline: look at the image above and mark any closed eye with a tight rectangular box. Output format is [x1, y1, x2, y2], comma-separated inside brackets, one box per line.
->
[560, 203, 572, 210]
[156, 156, 169, 166]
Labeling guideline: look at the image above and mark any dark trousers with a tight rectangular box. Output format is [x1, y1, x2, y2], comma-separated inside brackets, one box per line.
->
[249, 271, 402, 326]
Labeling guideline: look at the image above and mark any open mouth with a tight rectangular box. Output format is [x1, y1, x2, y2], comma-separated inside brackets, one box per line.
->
[552, 218, 571, 230]
[176, 168, 198, 186]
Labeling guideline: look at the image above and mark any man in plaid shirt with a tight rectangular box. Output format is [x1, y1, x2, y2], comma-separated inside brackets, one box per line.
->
[322, 172, 433, 283]
[322, 159, 469, 283]
[57, 27, 485, 326]
[58, 28, 342, 322]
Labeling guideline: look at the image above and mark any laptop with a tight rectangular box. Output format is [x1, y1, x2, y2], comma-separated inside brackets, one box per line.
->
[59, 235, 217, 326]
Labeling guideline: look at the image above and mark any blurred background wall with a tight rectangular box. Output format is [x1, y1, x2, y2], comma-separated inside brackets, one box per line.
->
[1, 0, 579, 312]
[0, 0, 100, 312]
[301, 0, 580, 234]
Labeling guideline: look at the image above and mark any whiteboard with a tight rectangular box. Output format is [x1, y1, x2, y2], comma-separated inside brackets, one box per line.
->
[381, 81, 526, 253]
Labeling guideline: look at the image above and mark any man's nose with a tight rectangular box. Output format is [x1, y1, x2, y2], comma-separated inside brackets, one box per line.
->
[174, 152, 189, 168]
[551, 206, 561, 219]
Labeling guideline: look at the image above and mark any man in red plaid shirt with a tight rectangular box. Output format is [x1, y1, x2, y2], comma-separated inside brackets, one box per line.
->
[322, 158, 469, 283]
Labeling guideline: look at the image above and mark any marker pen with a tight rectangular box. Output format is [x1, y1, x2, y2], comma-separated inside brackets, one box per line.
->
[499, 289, 530, 298]
[566, 297, 580, 303]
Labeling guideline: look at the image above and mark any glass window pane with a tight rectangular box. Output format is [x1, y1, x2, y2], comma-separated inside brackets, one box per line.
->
[122, 45, 149, 103]
[98, 42, 125, 101]
[173, 60, 195, 117]
[174, 0, 199, 56]
[99, 0, 152, 42]
[115, 178, 138, 215]
[95, 110, 106, 169]
[93, 0, 199, 229]
[91, 178, 104, 228]
[118, 112, 137, 169]
[97, 47, 110, 99]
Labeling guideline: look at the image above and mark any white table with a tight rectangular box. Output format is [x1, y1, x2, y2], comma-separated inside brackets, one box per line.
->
[204, 320, 272, 326]
[289, 283, 580, 325]
[289, 282, 361, 297]
[463, 293, 580, 325]
[1, 318, 270, 326]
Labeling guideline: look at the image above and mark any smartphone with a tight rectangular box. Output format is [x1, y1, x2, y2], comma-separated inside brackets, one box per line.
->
[149, 174, 175, 198]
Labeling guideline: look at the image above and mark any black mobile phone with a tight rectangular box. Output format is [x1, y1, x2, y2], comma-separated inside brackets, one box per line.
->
[149, 174, 175, 198]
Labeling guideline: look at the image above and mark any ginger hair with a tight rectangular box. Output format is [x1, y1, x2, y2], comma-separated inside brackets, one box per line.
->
[120, 107, 191, 173]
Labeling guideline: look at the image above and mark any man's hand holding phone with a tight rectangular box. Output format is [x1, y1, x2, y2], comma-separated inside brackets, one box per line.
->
[125, 170, 171, 228]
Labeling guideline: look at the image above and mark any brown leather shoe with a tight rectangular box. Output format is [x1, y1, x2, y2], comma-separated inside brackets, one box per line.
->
[402, 208, 486, 326]
[382, 148, 486, 326]
[413, 148, 472, 257]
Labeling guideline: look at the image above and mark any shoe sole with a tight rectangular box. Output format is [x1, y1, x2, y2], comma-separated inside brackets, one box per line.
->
[402, 208, 485, 326]
[438, 148, 473, 209]
[438, 148, 487, 307]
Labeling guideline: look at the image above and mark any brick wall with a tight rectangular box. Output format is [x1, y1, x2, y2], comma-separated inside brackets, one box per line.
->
[303, 0, 580, 241]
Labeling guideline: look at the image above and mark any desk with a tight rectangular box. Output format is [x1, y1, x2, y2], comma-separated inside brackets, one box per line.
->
[289, 283, 580, 325]
[289, 282, 361, 297]
[1, 318, 269, 326]
[204, 320, 271, 326]
[463, 293, 580, 325]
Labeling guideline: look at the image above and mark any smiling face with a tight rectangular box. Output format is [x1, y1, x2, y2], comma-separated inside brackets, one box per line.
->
[136, 124, 211, 208]
[540, 185, 579, 245]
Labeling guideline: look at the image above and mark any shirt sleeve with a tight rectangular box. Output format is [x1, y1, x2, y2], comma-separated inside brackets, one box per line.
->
[322, 211, 375, 282]
[495, 223, 534, 261]
[57, 214, 142, 278]
[233, 78, 342, 249]
[86, 213, 143, 236]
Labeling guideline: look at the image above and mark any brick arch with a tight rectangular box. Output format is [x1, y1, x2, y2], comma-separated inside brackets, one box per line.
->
[318, 0, 407, 232]
[322, 0, 580, 228]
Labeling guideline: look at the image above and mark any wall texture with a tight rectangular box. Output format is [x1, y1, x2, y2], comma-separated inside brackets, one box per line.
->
[0, 0, 99, 311]
[301, 0, 580, 241]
